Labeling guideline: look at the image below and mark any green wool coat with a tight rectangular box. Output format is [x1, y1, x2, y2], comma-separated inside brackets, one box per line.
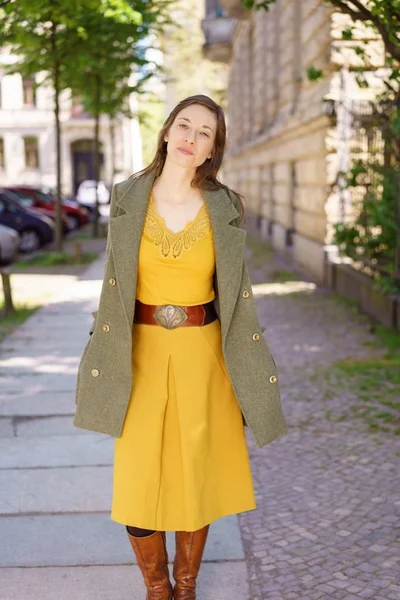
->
[73, 172, 288, 448]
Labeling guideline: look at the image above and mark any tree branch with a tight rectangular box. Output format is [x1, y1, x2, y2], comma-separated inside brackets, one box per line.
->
[329, 0, 367, 23]
[329, 0, 400, 63]
[345, 1, 375, 22]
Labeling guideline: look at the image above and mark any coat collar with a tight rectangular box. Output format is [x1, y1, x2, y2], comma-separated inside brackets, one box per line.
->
[109, 172, 246, 346]
[115, 171, 240, 225]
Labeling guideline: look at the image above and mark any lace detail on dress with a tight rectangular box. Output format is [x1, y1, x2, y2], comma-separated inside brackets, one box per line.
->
[144, 193, 211, 258]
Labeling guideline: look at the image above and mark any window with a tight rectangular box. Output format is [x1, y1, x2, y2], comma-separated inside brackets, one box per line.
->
[24, 137, 39, 168]
[35, 190, 53, 206]
[10, 191, 34, 208]
[0, 195, 17, 213]
[0, 138, 4, 169]
[71, 95, 90, 118]
[22, 77, 37, 107]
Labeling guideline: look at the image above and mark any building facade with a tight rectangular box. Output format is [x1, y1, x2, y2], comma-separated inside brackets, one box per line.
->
[0, 50, 142, 195]
[202, 0, 385, 280]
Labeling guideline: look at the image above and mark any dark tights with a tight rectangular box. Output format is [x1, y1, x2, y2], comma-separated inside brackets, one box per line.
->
[126, 525, 156, 538]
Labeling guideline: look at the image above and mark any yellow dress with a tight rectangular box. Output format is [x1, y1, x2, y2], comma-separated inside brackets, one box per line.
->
[111, 193, 256, 531]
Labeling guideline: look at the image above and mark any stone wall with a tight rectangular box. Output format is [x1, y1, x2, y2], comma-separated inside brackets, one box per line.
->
[222, 0, 337, 280]
[220, 0, 387, 281]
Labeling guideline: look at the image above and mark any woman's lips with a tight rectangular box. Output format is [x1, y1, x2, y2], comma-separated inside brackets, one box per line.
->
[178, 147, 194, 155]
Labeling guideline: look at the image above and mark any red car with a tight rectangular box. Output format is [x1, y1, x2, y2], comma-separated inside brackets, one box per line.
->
[7, 186, 89, 230]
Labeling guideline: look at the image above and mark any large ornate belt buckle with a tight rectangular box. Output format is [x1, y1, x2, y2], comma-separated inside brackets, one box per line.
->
[154, 304, 188, 329]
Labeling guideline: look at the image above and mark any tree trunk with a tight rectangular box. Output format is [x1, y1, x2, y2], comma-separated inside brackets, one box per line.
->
[395, 173, 400, 293]
[92, 74, 101, 238]
[52, 23, 63, 252]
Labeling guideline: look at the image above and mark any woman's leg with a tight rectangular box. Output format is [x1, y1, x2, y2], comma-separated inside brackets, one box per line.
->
[126, 525, 156, 537]
[126, 525, 172, 600]
[173, 525, 210, 600]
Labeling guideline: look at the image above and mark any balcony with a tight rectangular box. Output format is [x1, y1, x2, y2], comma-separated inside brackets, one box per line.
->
[201, 15, 237, 63]
[218, 0, 250, 19]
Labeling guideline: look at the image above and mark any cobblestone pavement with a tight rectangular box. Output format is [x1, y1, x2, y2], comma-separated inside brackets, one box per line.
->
[239, 242, 400, 600]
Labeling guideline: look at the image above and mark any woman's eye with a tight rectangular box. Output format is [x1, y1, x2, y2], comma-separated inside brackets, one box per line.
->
[200, 132, 209, 137]
[178, 123, 188, 129]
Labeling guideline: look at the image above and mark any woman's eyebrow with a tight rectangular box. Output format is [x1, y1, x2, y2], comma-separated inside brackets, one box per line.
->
[177, 117, 214, 132]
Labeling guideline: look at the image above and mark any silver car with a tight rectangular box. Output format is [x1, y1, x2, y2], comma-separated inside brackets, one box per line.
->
[0, 223, 20, 265]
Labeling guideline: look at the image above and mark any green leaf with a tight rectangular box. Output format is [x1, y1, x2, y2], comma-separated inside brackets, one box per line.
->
[342, 27, 354, 40]
[307, 66, 323, 82]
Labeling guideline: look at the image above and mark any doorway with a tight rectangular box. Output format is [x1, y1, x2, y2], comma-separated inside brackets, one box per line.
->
[71, 139, 104, 194]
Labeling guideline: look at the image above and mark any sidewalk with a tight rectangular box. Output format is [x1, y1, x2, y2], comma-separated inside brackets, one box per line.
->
[0, 253, 247, 600]
[1, 240, 399, 600]
[241, 244, 400, 600]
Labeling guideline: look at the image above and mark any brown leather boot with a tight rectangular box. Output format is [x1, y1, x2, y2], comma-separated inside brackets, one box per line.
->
[127, 530, 173, 600]
[173, 525, 210, 600]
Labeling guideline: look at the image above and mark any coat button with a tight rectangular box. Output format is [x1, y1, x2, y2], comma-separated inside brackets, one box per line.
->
[91, 368, 100, 377]
[108, 277, 116, 286]
[243, 290, 250, 298]
[252, 333, 260, 341]
[102, 324, 110, 332]
[269, 375, 277, 384]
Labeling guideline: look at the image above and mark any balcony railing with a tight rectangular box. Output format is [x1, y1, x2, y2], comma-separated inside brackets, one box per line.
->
[201, 14, 237, 63]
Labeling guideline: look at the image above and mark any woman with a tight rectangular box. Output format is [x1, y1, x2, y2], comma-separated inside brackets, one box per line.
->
[74, 94, 287, 600]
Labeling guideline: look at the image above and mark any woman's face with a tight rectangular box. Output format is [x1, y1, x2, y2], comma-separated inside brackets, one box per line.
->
[164, 104, 217, 169]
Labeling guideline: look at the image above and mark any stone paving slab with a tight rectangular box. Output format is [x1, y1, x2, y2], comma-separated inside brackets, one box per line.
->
[0, 373, 80, 393]
[14, 415, 82, 438]
[0, 433, 113, 469]
[5, 327, 91, 340]
[0, 418, 13, 437]
[0, 513, 244, 567]
[1, 563, 249, 600]
[0, 354, 81, 371]
[0, 348, 86, 358]
[0, 332, 88, 346]
[0, 343, 87, 356]
[0, 392, 73, 417]
[0, 466, 113, 514]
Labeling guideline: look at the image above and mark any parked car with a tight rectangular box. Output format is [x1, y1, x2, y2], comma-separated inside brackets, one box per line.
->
[76, 180, 110, 208]
[0, 223, 20, 265]
[7, 186, 89, 230]
[5, 187, 74, 233]
[0, 189, 55, 252]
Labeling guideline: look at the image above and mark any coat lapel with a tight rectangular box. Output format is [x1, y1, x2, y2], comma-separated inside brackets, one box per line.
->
[109, 173, 246, 344]
[203, 188, 246, 346]
[109, 173, 156, 330]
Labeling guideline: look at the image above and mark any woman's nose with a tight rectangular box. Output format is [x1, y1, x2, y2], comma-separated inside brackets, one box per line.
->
[184, 133, 195, 144]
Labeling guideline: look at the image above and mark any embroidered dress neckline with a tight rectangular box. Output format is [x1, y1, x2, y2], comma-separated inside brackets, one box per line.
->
[144, 193, 211, 259]
[150, 193, 207, 236]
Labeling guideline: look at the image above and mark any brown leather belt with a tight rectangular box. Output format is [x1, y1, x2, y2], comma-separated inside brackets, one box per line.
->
[134, 299, 217, 330]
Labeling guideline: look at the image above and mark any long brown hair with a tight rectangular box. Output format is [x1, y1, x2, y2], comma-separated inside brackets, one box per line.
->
[132, 94, 244, 222]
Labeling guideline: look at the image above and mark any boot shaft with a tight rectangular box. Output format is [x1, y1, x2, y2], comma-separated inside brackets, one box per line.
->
[173, 525, 210, 600]
[128, 530, 173, 600]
